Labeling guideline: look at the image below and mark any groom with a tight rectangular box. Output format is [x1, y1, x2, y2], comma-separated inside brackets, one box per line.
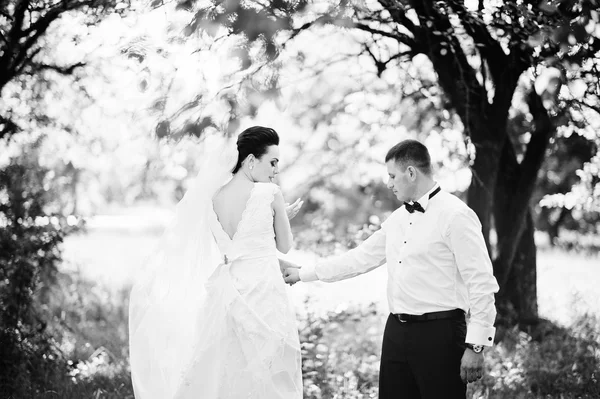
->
[283, 139, 500, 399]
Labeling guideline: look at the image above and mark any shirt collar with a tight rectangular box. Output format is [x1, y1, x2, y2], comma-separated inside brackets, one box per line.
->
[414, 182, 440, 211]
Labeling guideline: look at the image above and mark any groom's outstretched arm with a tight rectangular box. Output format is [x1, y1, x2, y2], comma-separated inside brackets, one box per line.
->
[299, 228, 387, 283]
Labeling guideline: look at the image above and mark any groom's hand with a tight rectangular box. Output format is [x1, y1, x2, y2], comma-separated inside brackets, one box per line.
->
[460, 348, 485, 384]
[283, 268, 301, 286]
[279, 258, 301, 275]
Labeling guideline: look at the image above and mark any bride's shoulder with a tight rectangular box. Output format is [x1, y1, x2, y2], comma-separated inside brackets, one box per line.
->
[254, 182, 282, 194]
[253, 183, 283, 206]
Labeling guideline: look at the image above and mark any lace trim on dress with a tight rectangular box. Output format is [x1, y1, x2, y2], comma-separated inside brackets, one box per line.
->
[235, 183, 279, 239]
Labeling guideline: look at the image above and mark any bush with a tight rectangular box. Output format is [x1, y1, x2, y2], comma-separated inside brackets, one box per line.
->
[0, 154, 80, 397]
[297, 301, 600, 399]
[469, 315, 600, 398]
[12, 272, 600, 398]
[48, 269, 133, 398]
[298, 300, 382, 399]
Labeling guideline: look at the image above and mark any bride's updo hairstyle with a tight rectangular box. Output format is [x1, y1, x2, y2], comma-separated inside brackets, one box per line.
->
[232, 126, 280, 174]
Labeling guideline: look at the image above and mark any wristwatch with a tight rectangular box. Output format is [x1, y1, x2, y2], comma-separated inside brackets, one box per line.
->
[465, 343, 484, 353]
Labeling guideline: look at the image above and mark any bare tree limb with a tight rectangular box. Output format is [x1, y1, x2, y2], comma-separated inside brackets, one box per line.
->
[354, 22, 416, 48]
[567, 98, 600, 115]
[30, 61, 86, 75]
[362, 42, 414, 77]
[286, 15, 331, 43]
[445, 0, 508, 82]
[8, 0, 30, 41]
[408, 0, 489, 141]
[377, 0, 418, 35]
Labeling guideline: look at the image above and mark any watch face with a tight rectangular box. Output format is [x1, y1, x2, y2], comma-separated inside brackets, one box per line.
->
[467, 344, 483, 353]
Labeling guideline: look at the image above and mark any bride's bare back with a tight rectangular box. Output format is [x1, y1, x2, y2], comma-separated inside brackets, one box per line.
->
[212, 180, 256, 241]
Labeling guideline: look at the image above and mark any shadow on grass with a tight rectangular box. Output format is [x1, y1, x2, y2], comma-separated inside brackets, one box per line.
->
[3, 271, 599, 399]
[468, 315, 600, 399]
[299, 301, 600, 399]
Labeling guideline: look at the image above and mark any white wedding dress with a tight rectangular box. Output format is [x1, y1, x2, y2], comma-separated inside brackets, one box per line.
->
[130, 180, 303, 399]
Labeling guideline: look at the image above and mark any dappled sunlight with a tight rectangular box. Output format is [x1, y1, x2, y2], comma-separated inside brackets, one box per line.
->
[1, 0, 599, 396]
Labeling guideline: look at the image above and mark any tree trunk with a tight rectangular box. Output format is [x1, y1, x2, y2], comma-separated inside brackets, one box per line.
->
[467, 141, 501, 253]
[494, 99, 553, 282]
[493, 140, 539, 325]
[400, 0, 542, 329]
[491, 87, 559, 327]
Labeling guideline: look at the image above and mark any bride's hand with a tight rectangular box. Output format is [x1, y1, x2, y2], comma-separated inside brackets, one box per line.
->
[279, 258, 301, 275]
[285, 198, 304, 220]
[283, 268, 301, 286]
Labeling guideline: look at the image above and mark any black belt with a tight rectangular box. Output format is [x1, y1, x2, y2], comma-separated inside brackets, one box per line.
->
[393, 309, 465, 323]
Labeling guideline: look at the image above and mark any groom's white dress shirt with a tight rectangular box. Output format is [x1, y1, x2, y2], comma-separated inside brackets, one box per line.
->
[299, 184, 500, 346]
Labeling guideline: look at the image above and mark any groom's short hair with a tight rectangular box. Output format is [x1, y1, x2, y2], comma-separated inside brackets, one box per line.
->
[385, 140, 432, 175]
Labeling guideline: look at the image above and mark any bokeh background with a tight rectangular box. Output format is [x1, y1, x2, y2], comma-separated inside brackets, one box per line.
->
[1, 0, 599, 397]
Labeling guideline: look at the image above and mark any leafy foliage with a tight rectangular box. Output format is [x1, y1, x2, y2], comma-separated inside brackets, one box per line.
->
[0, 147, 81, 397]
[299, 301, 381, 398]
[477, 315, 600, 398]
[0, 0, 133, 139]
[4, 253, 598, 398]
[158, 0, 600, 324]
[536, 136, 600, 249]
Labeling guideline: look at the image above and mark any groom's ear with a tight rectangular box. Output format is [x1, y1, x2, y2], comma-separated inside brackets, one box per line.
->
[407, 165, 417, 180]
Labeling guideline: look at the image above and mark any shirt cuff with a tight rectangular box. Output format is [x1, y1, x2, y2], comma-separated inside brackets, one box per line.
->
[299, 264, 319, 282]
[465, 322, 496, 346]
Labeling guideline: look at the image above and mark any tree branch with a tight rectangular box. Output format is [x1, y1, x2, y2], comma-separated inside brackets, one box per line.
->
[446, 0, 508, 82]
[0, 114, 20, 140]
[568, 98, 600, 115]
[8, 0, 30, 41]
[9, 2, 83, 78]
[286, 15, 331, 43]
[29, 61, 86, 75]
[361, 41, 414, 77]
[408, 0, 488, 141]
[377, 0, 418, 35]
[21, 0, 85, 39]
[354, 23, 416, 48]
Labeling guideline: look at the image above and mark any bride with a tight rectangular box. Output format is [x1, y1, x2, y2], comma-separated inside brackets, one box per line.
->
[129, 126, 304, 399]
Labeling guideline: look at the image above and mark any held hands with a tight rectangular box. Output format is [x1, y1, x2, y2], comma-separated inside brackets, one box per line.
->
[278, 259, 302, 286]
[285, 198, 304, 220]
[283, 268, 301, 286]
[460, 348, 485, 384]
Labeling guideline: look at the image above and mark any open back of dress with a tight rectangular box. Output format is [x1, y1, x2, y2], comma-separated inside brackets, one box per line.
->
[172, 182, 302, 399]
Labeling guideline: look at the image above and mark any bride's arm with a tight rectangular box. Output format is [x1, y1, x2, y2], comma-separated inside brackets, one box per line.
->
[272, 189, 293, 253]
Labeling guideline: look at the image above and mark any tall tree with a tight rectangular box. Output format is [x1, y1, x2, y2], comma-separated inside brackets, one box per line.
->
[0, 0, 130, 139]
[163, 0, 600, 327]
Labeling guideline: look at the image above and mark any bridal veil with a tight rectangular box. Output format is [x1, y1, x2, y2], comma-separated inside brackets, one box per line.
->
[129, 137, 237, 398]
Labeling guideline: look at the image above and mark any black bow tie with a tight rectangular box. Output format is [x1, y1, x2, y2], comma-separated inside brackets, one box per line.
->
[404, 186, 441, 214]
[404, 201, 424, 213]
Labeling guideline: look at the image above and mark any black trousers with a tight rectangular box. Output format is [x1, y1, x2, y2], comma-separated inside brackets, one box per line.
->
[378, 313, 467, 399]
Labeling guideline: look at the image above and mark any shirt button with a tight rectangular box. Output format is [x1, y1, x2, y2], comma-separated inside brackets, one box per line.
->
[398, 261, 402, 264]
[404, 241, 407, 244]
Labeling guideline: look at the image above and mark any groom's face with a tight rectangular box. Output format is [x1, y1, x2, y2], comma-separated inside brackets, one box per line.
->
[386, 160, 415, 202]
